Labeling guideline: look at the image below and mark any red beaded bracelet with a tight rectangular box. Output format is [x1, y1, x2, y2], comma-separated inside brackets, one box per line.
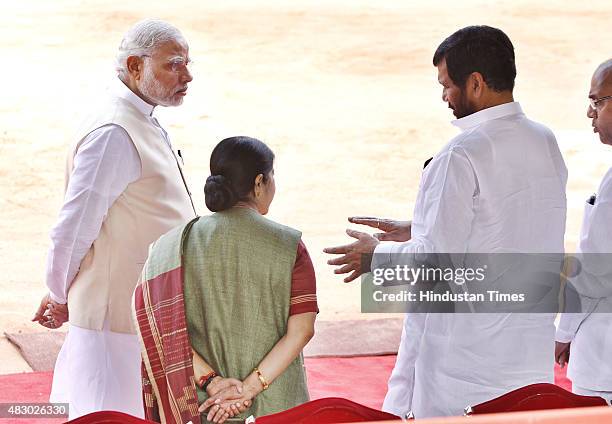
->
[198, 371, 218, 390]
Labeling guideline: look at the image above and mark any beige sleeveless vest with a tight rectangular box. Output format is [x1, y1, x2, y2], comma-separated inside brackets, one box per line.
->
[66, 94, 196, 333]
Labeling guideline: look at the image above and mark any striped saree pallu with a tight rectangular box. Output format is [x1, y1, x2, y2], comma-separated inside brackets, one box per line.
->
[133, 220, 201, 424]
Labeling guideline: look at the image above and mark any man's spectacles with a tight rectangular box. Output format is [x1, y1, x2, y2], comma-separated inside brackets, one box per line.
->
[141, 55, 193, 73]
[589, 95, 612, 110]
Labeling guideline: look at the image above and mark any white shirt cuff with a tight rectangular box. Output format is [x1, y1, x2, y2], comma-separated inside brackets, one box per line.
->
[48, 291, 67, 305]
[555, 328, 575, 343]
[372, 242, 396, 270]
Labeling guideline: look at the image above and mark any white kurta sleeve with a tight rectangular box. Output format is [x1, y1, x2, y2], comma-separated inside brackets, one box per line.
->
[45, 125, 141, 304]
[571, 199, 612, 300]
[556, 170, 612, 342]
[373, 146, 476, 268]
[556, 312, 588, 342]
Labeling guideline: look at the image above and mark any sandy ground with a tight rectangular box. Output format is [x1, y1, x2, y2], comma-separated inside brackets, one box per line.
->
[1, 0, 612, 373]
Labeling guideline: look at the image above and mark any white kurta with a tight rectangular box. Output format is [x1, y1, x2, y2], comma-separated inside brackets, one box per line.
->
[377, 102, 567, 418]
[556, 167, 612, 400]
[47, 79, 175, 419]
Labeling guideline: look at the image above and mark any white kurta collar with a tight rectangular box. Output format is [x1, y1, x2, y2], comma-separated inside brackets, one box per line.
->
[112, 77, 155, 117]
[451, 101, 523, 131]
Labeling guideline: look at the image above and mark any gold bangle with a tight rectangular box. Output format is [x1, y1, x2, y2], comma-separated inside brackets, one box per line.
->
[254, 367, 269, 391]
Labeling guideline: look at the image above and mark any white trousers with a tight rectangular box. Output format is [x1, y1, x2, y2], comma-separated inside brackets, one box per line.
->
[573, 385, 612, 406]
[49, 319, 144, 420]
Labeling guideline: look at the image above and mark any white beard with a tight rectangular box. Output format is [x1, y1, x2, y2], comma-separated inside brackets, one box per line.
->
[139, 63, 183, 107]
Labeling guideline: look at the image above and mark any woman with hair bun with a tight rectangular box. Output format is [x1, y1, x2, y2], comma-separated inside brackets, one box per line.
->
[134, 136, 317, 424]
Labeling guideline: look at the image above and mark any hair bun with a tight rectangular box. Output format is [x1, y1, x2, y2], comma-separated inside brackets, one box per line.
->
[204, 175, 237, 212]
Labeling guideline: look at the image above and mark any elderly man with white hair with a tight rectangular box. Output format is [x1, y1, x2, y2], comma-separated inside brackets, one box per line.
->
[32, 19, 197, 419]
[555, 58, 612, 405]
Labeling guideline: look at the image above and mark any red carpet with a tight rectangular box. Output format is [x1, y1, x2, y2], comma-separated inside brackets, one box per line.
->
[0, 356, 571, 424]
[305, 357, 571, 409]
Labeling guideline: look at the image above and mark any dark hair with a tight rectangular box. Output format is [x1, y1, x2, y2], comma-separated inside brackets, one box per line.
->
[204, 136, 274, 212]
[433, 25, 516, 92]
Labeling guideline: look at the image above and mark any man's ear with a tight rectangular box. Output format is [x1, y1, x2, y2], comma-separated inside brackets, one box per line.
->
[469, 72, 486, 98]
[254, 174, 264, 197]
[126, 55, 144, 80]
